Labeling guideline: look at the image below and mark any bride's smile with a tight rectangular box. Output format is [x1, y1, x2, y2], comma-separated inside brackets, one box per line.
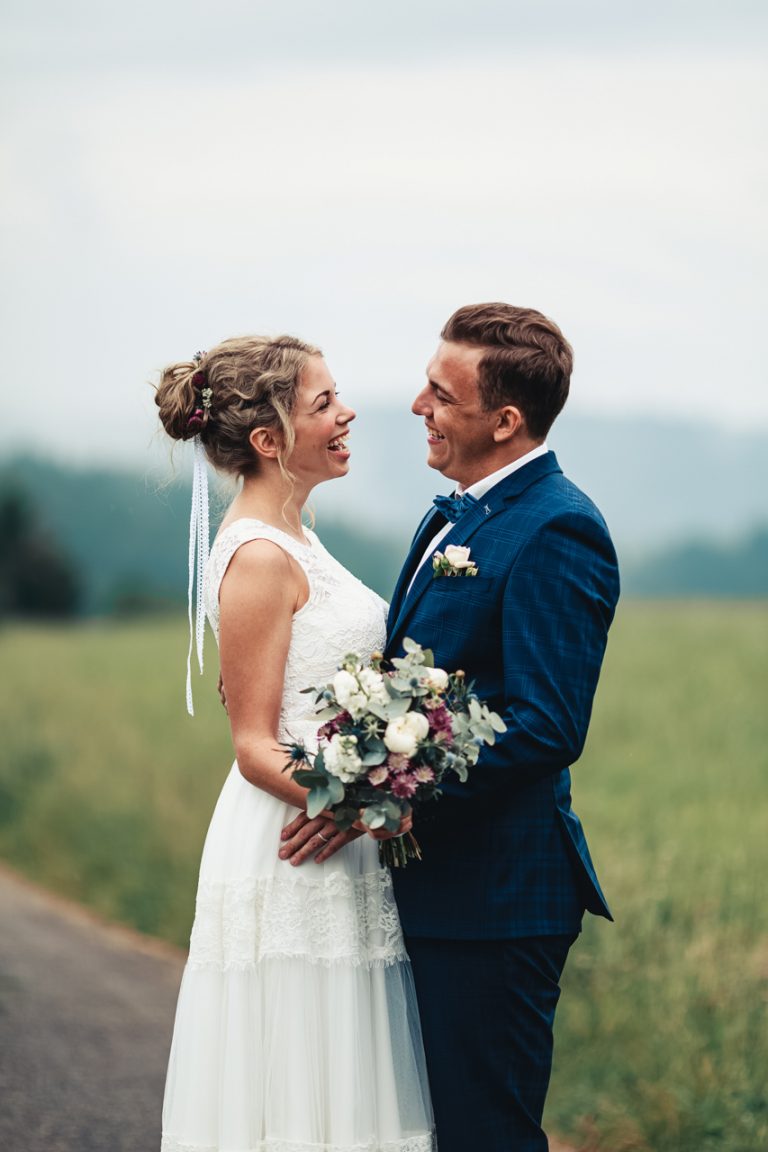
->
[288, 355, 355, 483]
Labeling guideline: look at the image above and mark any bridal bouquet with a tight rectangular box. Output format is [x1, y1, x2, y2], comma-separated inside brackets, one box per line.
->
[285, 638, 506, 867]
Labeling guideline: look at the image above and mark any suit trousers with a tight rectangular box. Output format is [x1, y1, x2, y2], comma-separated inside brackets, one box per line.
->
[405, 932, 578, 1152]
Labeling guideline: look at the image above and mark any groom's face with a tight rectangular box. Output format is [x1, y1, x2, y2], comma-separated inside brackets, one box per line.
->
[412, 341, 498, 487]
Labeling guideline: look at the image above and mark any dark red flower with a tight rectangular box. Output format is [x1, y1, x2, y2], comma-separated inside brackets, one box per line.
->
[391, 774, 418, 799]
[318, 709, 353, 741]
[427, 703, 453, 739]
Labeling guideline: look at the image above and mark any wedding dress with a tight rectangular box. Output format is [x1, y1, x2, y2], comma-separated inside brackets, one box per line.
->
[161, 520, 434, 1152]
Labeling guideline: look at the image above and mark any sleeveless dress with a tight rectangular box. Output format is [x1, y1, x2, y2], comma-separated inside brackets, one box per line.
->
[161, 520, 435, 1152]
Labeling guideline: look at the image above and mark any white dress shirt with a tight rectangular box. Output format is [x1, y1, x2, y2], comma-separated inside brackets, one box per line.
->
[407, 442, 549, 593]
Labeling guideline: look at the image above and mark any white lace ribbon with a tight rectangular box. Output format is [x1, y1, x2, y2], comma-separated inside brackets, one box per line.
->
[186, 436, 210, 715]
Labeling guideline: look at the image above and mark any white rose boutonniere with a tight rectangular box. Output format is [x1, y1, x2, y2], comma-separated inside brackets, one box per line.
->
[432, 545, 479, 578]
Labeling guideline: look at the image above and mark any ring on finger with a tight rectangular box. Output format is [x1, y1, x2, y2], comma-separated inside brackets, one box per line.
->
[317, 830, 331, 844]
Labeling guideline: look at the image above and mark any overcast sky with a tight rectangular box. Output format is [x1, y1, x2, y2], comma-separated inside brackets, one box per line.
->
[1, 1, 766, 464]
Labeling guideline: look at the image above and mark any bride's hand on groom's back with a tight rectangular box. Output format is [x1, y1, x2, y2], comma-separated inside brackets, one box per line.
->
[278, 809, 412, 867]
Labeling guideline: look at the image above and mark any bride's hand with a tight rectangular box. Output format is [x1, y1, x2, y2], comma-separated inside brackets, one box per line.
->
[217, 671, 228, 714]
[279, 810, 363, 866]
[278, 807, 413, 865]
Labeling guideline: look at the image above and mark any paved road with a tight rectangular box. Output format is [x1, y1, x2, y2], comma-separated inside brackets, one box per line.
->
[0, 865, 575, 1152]
[0, 866, 184, 1152]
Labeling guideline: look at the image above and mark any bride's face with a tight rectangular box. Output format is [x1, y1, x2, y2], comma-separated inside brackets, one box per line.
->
[288, 355, 355, 484]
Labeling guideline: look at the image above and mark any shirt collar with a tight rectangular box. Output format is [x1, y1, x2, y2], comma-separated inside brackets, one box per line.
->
[457, 442, 549, 499]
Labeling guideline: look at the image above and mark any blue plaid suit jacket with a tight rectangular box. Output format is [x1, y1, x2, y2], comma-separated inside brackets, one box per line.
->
[386, 451, 620, 939]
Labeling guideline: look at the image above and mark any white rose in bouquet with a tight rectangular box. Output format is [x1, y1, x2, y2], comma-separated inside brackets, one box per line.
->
[423, 667, 449, 691]
[332, 669, 358, 703]
[384, 711, 430, 757]
[358, 666, 389, 706]
[324, 733, 363, 783]
[332, 669, 367, 717]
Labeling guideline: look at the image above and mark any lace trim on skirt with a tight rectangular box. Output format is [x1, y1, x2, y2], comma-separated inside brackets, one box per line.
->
[161, 1135, 435, 1152]
[188, 868, 407, 970]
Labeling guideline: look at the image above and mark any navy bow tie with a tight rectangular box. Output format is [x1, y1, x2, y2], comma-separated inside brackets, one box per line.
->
[432, 491, 480, 520]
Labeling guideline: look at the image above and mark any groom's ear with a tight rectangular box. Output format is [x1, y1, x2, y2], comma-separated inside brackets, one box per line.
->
[248, 426, 281, 459]
[492, 405, 524, 443]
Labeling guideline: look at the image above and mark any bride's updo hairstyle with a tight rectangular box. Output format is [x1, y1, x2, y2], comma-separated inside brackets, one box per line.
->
[155, 334, 321, 479]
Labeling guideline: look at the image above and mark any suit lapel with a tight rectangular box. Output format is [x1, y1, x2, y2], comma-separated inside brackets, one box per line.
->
[388, 495, 498, 643]
[387, 507, 447, 634]
[388, 451, 562, 645]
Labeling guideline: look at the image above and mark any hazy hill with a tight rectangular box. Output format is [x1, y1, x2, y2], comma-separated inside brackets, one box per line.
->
[2, 409, 768, 613]
[0, 457, 405, 613]
[625, 525, 768, 598]
[310, 407, 768, 550]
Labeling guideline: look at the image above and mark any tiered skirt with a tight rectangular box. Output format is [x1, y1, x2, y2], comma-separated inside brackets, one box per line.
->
[161, 764, 435, 1152]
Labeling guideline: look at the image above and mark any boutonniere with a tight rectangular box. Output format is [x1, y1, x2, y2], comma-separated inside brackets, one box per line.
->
[432, 545, 479, 578]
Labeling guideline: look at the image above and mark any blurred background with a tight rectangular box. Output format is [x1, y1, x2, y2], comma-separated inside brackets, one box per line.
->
[1, 3, 766, 1150]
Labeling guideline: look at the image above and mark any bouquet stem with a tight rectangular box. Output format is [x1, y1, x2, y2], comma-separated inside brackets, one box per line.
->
[380, 832, 423, 869]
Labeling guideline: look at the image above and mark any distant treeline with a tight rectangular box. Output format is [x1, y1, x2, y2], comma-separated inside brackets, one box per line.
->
[0, 455, 766, 619]
[624, 529, 768, 598]
[0, 456, 408, 618]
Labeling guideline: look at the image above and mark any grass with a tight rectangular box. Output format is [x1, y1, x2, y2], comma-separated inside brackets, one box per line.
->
[545, 601, 768, 1151]
[0, 618, 230, 942]
[0, 603, 766, 1150]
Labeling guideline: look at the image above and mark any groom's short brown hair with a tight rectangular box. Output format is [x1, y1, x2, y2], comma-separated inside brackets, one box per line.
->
[440, 303, 573, 439]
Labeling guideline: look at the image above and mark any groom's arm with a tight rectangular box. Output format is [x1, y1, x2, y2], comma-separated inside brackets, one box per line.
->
[438, 510, 619, 801]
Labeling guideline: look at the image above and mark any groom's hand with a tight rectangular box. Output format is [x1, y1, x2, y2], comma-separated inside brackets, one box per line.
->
[279, 811, 363, 865]
[217, 671, 228, 713]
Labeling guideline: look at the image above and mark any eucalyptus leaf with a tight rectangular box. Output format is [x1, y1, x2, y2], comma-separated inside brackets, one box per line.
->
[362, 747, 388, 766]
[307, 787, 332, 818]
[387, 677, 412, 693]
[364, 701, 390, 721]
[333, 806, 360, 830]
[326, 776, 345, 804]
[362, 807, 387, 830]
[290, 768, 329, 788]
[383, 695, 412, 718]
[315, 706, 339, 721]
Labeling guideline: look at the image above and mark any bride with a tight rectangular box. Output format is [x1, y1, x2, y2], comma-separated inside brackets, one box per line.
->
[155, 335, 434, 1152]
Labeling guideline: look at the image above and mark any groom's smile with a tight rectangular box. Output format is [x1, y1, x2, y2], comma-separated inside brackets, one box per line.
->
[412, 341, 501, 488]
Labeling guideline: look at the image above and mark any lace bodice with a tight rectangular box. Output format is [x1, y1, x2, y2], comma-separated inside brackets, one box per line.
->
[204, 519, 388, 743]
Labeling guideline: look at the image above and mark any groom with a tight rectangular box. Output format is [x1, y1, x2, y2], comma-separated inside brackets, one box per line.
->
[284, 303, 619, 1151]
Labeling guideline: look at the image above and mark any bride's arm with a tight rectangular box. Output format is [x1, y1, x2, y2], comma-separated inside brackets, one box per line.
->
[217, 538, 310, 807]
[219, 536, 412, 865]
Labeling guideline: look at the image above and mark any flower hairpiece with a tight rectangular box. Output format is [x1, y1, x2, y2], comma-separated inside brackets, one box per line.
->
[187, 352, 212, 432]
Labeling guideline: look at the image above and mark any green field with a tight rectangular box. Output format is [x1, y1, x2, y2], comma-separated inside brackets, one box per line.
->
[0, 604, 766, 1151]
